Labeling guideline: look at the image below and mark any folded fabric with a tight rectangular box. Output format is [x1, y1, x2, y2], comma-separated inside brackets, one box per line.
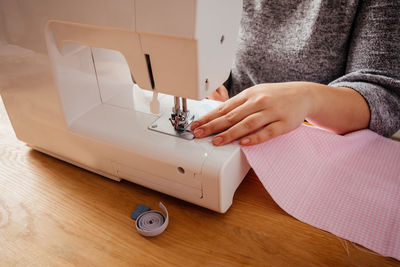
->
[241, 124, 400, 260]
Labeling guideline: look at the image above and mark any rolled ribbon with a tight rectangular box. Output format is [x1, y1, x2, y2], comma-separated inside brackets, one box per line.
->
[136, 202, 169, 237]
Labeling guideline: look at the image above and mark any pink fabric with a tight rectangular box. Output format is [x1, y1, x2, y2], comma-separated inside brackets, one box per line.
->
[241, 124, 400, 260]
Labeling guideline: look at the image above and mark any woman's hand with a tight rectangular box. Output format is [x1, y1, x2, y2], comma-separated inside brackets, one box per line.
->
[191, 81, 370, 146]
[206, 85, 229, 102]
[191, 82, 314, 146]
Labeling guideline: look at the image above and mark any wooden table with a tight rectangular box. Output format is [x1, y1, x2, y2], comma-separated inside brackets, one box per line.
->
[0, 99, 398, 267]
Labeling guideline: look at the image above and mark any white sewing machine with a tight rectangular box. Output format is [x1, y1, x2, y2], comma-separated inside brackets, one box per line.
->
[0, 0, 250, 212]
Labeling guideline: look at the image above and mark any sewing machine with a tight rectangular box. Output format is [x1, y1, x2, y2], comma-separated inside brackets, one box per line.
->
[0, 0, 250, 212]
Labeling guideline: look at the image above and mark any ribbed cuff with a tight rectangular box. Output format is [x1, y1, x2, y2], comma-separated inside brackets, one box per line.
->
[329, 80, 400, 136]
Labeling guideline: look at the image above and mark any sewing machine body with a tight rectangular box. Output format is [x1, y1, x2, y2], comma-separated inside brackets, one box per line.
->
[0, 0, 250, 212]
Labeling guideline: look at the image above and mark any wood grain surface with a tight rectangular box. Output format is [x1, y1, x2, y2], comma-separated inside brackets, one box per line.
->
[0, 98, 399, 267]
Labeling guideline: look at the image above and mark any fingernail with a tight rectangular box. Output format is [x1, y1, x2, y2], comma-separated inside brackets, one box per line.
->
[191, 121, 200, 129]
[213, 136, 223, 145]
[241, 138, 250, 145]
[194, 128, 204, 137]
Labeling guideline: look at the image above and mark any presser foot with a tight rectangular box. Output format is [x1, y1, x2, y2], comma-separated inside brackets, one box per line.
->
[149, 97, 196, 140]
[169, 112, 195, 132]
[148, 112, 195, 140]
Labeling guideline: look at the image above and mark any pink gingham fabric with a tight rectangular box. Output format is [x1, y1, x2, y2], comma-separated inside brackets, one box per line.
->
[241, 124, 400, 259]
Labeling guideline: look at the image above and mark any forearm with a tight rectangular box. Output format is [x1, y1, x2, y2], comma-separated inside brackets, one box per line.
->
[301, 82, 370, 134]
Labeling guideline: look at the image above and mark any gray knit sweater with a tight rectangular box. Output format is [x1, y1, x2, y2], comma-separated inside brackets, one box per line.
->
[227, 0, 400, 136]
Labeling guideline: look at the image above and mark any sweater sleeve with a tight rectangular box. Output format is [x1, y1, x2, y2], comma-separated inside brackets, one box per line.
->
[329, 0, 400, 137]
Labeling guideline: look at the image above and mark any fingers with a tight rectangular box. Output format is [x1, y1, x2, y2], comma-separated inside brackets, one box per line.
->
[239, 121, 289, 146]
[190, 94, 247, 130]
[210, 111, 276, 146]
[189, 82, 308, 146]
[193, 102, 265, 138]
